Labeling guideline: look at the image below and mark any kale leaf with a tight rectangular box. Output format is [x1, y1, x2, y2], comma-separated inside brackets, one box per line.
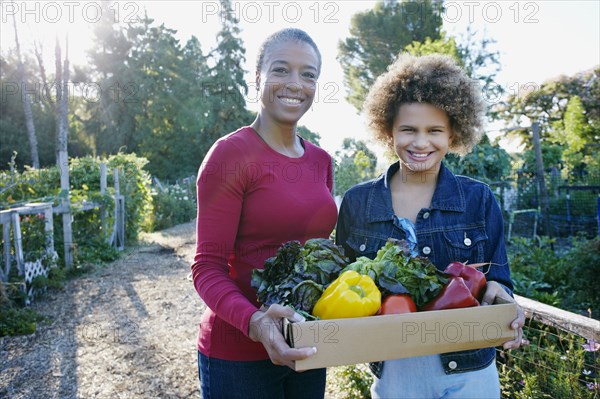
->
[251, 238, 348, 320]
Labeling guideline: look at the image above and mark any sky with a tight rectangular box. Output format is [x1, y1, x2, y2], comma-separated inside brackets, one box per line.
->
[2, 0, 599, 158]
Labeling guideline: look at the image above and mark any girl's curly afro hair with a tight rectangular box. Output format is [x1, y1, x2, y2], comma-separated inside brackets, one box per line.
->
[363, 54, 486, 155]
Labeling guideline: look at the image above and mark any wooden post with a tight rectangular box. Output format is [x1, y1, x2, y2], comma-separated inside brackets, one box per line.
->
[532, 122, 551, 237]
[112, 168, 125, 250]
[100, 163, 107, 240]
[43, 205, 54, 256]
[2, 213, 11, 282]
[11, 212, 24, 275]
[55, 35, 73, 268]
[59, 152, 73, 268]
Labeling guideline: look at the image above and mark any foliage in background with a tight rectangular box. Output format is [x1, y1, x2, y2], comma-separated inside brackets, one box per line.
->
[498, 320, 599, 399]
[338, 0, 502, 114]
[445, 135, 512, 183]
[1, 0, 253, 181]
[508, 236, 600, 317]
[496, 67, 599, 143]
[338, 0, 444, 111]
[149, 181, 196, 232]
[297, 125, 322, 147]
[334, 138, 379, 196]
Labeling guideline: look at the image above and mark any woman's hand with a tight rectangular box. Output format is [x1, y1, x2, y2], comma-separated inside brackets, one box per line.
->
[481, 281, 529, 350]
[248, 304, 317, 369]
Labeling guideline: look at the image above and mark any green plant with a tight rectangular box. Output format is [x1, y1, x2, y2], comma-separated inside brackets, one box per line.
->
[0, 306, 46, 337]
[555, 236, 600, 314]
[508, 237, 563, 305]
[107, 153, 154, 238]
[498, 320, 599, 398]
[329, 364, 373, 399]
[508, 236, 600, 316]
[149, 182, 196, 231]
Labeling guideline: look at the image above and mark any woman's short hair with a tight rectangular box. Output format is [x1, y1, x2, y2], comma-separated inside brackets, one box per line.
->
[364, 54, 486, 155]
[256, 28, 322, 77]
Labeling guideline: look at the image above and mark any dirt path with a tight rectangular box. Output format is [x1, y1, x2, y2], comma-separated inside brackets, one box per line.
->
[0, 222, 345, 399]
[1, 222, 203, 399]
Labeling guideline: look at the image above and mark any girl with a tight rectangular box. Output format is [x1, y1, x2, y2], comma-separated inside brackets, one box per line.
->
[335, 54, 526, 399]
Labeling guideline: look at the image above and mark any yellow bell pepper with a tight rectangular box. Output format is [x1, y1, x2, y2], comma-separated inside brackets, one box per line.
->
[312, 270, 381, 319]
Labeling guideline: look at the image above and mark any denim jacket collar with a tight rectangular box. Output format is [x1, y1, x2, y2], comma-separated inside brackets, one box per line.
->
[366, 161, 465, 223]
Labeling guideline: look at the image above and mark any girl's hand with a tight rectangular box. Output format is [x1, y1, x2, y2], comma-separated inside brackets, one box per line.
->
[248, 304, 317, 369]
[481, 281, 529, 349]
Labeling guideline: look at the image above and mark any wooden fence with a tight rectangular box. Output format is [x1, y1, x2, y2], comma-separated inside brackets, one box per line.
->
[0, 163, 125, 300]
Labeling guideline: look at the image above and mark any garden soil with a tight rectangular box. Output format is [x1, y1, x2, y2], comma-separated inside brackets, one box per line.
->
[0, 221, 344, 399]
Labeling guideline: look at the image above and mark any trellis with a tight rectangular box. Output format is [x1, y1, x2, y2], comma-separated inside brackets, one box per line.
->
[0, 163, 125, 301]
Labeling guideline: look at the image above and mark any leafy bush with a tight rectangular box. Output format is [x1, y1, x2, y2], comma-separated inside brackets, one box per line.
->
[508, 236, 600, 316]
[149, 182, 196, 231]
[106, 153, 154, 238]
[0, 306, 46, 337]
[508, 237, 562, 306]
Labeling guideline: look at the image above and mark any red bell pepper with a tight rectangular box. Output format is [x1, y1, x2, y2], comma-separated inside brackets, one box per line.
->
[420, 276, 480, 311]
[444, 262, 487, 300]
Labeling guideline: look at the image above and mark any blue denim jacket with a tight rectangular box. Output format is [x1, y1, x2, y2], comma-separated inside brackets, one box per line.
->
[336, 161, 514, 376]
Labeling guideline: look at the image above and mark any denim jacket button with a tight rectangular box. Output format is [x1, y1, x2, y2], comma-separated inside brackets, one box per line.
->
[422, 212, 430, 219]
[422, 246, 431, 255]
[359, 244, 366, 251]
[464, 237, 472, 246]
[448, 361, 457, 370]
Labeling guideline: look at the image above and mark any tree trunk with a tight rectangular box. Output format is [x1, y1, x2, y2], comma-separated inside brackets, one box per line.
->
[12, 13, 39, 169]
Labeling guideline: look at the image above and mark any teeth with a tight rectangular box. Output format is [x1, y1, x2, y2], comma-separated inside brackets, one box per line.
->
[411, 152, 429, 158]
[280, 97, 302, 104]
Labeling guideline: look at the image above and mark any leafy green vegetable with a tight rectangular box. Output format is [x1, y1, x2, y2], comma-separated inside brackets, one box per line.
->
[251, 238, 349, 320]
[343, 239, 448, 307]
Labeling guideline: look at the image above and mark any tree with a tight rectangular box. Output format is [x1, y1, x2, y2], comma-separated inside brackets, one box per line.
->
[495, 67, 600, 145]
[445, 135, 511, 183]
[297, 125, 321, 147]
[201, 0, 253, 149]
[11, 12, 39, 168]
[404, 33, 460, 60]
[549, 96, 598, 180]
[127, 17, 188, 179]
[338, 0, 444, 112]
[334, 138, 378, 195]
[84, 1, 136, 156]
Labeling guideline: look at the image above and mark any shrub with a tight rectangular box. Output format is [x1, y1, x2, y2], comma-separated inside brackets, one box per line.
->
[0, 306, 46, 337]
[508, 236, 600, 317]
[149, 185, 196, 231]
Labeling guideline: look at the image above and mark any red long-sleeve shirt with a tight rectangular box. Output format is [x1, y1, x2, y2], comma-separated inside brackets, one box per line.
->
[191, 127, 338, 361]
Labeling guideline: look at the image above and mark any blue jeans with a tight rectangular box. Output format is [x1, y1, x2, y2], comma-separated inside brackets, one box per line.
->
[371, 354, 500, 399]
[198, 351, 326, 399]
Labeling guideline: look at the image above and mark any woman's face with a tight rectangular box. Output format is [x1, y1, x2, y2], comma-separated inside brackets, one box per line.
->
[257, 41, 319, 126]
[391, 102, 454, 176]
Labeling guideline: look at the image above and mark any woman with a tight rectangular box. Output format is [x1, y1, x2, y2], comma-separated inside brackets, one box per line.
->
[191, 29, 337, 398]
[335, 54, 526, 398]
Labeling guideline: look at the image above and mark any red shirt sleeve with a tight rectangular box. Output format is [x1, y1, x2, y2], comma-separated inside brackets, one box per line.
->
[191, 138, 258, 337]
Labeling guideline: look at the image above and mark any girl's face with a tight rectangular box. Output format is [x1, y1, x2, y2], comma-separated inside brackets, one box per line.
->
[391, 102, 454, 177]
[257, 41, 319, 126]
